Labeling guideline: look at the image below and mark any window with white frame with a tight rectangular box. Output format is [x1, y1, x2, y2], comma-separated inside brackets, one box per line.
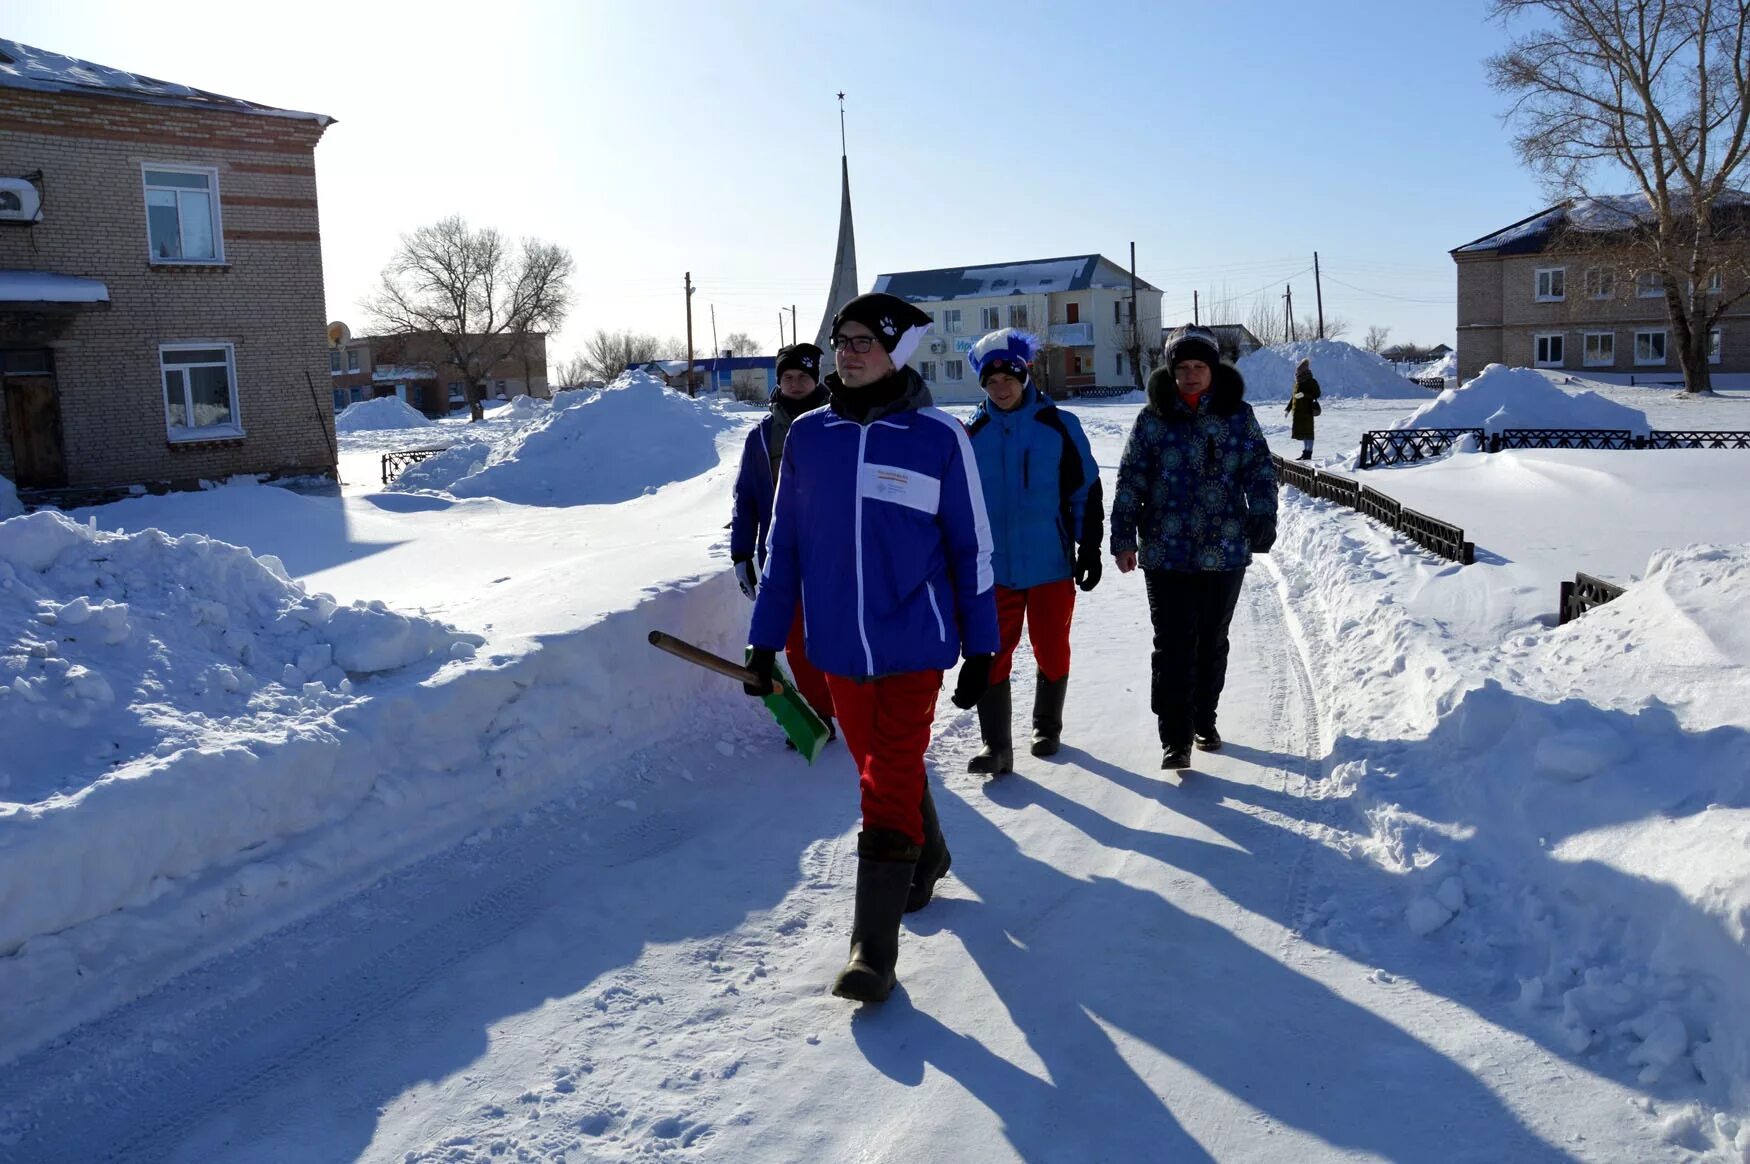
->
[1116, 352, 1126, 376]
[1636, 271, 1664, 298]
[329, 350, 342, 372]
[1582, 331, 1615, 366]
[1710, 328, 1722, 364]
[161, 344, 240, 436]
[942, 308, 962, 334]
[1535, 267, 1565, 301]
[1113, 300, 1122, 324]
[980, 306, 1000, 330]
[944, 359, 964, 381]
[1709, 271, 1724, 294]
[347, 349, 360, 371]
[143, 166, 222, 263]
[1534, 333, 1565, 367]
[919, 360, 937, 381]
[1634, 329, 1668, 364]
[1008, 304, 1028, 328]
[1584, 267, 1615, 299]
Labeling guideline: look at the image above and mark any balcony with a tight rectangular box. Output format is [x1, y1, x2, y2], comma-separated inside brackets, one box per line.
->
[1049, 322, 1094, 347]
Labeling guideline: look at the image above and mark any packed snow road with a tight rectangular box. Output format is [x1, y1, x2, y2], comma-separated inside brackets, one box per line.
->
[0, 544, 1666, 1162]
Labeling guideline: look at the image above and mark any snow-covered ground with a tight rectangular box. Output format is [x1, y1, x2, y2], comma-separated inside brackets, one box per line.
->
[3, 370, 1749, 1161]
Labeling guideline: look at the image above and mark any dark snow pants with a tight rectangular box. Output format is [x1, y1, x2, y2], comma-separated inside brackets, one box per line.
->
[1142, 567, 1247, 749]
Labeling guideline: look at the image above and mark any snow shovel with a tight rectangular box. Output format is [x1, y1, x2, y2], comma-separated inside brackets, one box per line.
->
[646, 631, 831, 763]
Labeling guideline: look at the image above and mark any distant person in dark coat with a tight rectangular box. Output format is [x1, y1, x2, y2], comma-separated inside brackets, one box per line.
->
[1110, 325, 1277, 772]
[1286, 358, 1321, 460]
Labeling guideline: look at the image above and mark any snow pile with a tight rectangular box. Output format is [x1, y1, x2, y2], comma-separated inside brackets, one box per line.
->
[1412, 353, 1457, 380]
[1397, 364, 1650, 435]
[335, 395, 435, 433]
[1276, 493, 1750, 1122]
[1236, 339, 1427, 402]
[0, 477, 21, 520]
[0, 511, 481, 956]
[391, 370, 733, 506]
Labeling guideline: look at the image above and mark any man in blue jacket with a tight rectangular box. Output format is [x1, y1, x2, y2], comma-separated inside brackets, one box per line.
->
[745, 291, 999, 1003]
[730, 342, 835, 740]
[963, 329, 1104, 774]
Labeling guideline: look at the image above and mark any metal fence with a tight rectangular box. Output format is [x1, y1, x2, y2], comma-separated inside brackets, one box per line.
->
[1271, 453, 1474, 565]
[1361, 427, 1750, 466]
[1559, 572, 1626, 625]
[380, 447, 449, 484]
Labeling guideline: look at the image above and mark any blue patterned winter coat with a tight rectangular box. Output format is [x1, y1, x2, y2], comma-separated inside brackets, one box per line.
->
[1109, 363, 1276, 572]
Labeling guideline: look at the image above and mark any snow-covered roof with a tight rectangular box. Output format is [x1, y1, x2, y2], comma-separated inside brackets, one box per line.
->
[0, 270, 109, 305]
[874, 255, 1161, 302]
[0, 38, 332, 126]
[1453, 191, 1750, 255]
[372, 364, 437, 382]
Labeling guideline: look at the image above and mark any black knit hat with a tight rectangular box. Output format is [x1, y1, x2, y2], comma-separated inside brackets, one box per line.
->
[831, 292, 934, 364]
[1164, 325, 1222, 370]
[775, 342, 823, 382]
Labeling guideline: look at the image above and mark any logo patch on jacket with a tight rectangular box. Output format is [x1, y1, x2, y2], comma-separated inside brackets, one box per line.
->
[860, 463, 941, 514]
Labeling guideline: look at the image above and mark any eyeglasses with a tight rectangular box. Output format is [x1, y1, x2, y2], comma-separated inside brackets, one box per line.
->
[830, 334, 877, 353]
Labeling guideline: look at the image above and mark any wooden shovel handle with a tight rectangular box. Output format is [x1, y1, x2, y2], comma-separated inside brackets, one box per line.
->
[647, 631, 783, 695]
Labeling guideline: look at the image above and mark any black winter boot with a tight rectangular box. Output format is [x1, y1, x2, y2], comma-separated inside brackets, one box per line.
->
[966, 680, 1014, 775]
[833, 829, 920, 1003]
[1030, 673, 1068, 757]
[907, 784, 952, 913]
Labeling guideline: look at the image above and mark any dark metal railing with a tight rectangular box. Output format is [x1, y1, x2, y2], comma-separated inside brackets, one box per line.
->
[1559, 572, 1626, 624]
[380, 447, 450, 485]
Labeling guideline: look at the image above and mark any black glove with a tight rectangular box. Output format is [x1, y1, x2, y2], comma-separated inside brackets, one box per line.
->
[950, 654, 993, 710]
[743, 647, 776, 697]
[1247, 514, 1278, 554]
[1073, 546, 1103, 592]
[732, 557, 757, 601]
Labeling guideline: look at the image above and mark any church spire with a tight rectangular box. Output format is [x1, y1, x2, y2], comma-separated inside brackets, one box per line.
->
[814, 92, 860, 363]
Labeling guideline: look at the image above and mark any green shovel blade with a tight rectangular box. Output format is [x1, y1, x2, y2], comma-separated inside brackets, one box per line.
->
[753, 652, 831, 763]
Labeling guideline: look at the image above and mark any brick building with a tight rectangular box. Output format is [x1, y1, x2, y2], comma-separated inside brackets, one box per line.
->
[1452, 197, 1750, 382]
[327, 329, 550, 416]
[0, 38, 337, 498]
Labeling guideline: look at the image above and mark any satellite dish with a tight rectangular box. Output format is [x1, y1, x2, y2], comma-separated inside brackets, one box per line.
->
[326, 320, 351, 347]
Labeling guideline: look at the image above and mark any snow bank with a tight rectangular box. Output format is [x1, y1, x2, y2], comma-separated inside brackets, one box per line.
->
[1236, 339, 1427, 401]
[0, 477, 21, 520]
[0, 511, 482, 961]
[391, 371, 734, 506]
[335, 395, 436, 433]
[1275, 493, 1750, 1126]
[1412, 353, 1457, 380]
[1397, 363, 1650, 435]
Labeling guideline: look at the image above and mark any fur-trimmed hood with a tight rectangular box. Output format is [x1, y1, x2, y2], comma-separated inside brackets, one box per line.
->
[1145, 360, 1247, 418]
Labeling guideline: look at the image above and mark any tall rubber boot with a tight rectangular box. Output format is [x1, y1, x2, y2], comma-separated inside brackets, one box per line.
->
[965, 679, 1014, 775]
[907, 784, 952, 913]
[1030, 673, 1068, 757]
[833, 829, 920, 1003]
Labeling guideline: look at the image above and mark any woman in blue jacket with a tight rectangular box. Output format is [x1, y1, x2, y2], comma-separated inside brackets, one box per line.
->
[1110, 325, 1277, 772]
[963, 329, 1103, 774]
[745, 292, 999, 1004]
[730, 342, 835, 738]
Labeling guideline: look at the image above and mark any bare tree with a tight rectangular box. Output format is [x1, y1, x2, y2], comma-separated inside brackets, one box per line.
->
[1364, 325, 1392, 353]
[554, 354, 593, 388]
[1489, 0, 1750, 391]
[580, 329, 670, 382]
[721, 332, 762, 357]
[367, 216, 573, 420]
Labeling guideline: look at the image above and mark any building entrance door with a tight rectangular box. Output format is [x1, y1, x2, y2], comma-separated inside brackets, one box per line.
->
[1, 349, 67, 488]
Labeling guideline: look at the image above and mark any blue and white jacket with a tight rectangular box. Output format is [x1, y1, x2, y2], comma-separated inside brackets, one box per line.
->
[749, 368, 1001, 678]
[965, 385, 1103, 590]
[730, 388, 828, 567]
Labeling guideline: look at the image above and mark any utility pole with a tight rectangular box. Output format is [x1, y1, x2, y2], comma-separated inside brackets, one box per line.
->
[684, 272, 697, 397]
[1128, 240, 1144, 391]
[1193, 290, 1199, 325]
[790, 304, 798, 348]
[710, 304, 720, 396]
[1284, 285, 1297, 343]
[1313, 251, 1326, 340]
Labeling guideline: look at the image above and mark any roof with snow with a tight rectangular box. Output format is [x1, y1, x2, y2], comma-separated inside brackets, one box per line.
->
[0, 271, 109, 305]
[0, 38, 332, 125]
[1453, 192, 1750, 256]
[873, 255, 1161, 302]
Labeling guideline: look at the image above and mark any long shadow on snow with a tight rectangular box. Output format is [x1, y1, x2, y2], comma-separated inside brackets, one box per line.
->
[854, 775, 1574, 1163]
[0, 730, 851, 1164]
[1073, 686, 1750, 1118]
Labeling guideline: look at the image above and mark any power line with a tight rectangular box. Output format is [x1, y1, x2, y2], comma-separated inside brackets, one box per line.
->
[1318, 274, 1455, 304]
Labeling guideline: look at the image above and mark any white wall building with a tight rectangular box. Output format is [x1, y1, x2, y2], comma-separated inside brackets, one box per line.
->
[871, 255, 1164, 403]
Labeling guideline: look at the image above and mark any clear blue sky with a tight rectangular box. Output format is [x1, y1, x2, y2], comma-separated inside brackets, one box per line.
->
[10, 0, 1554, 359]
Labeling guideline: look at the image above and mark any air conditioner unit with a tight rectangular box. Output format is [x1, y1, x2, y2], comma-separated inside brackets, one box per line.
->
[929, 339, 946, 353]
[0, 178, 42, 223]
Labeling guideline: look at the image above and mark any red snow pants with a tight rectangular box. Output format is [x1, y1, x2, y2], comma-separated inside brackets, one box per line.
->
[990, 579, 1077, 685]
[824, 670, 942, 845]
[784, 608, 835, 723]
